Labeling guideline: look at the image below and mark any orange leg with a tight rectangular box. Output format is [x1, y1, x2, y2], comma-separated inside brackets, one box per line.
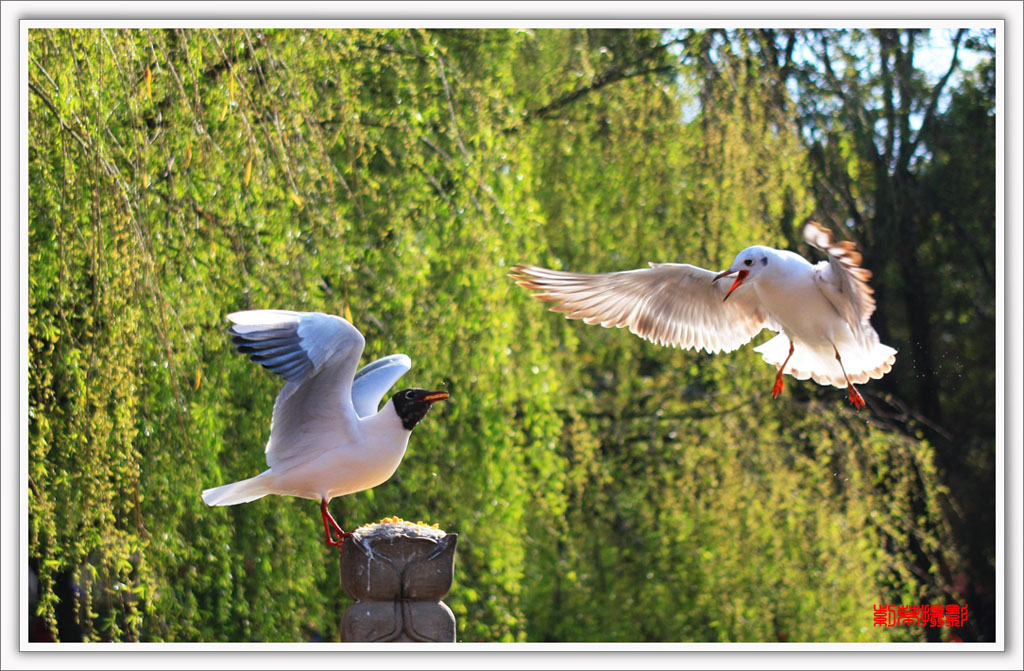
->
[321, 499, 350, 547]
[771, 340, 795, 399]
[832, 345, 866, 411]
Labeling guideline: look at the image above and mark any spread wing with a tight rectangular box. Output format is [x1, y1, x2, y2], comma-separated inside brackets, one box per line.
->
[803, 221, 878, 345]
[228, 310, 365, 469]
[511, 262, 777, 354]
[352, 354, 412, 417]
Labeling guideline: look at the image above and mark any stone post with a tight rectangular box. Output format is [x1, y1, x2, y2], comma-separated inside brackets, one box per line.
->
[339, 519, 458, 642]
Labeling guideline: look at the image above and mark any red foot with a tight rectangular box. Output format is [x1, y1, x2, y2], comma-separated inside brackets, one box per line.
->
[772, 343, 794, 400]
[326, 531, 351, 548]
[321, 499, 352, 548]
[847, 385, 866, 411]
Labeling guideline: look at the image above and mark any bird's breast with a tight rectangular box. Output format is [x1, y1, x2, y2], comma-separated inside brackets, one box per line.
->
[755, 271, 845, 343]
[268, 420, 413, 501]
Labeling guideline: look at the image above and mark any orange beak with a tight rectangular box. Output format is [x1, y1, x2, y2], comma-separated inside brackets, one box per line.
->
[713, 269, 749, 302]
[421, 391, 450, 403]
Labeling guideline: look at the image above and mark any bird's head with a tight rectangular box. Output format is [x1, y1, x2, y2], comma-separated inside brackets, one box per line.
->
[712, 246, 773, 302]
[391, 388, 450, 430]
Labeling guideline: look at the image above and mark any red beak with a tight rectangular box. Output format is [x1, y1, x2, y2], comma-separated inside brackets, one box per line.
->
[713, 269, 749, 302]
[421, 391, 450, 403]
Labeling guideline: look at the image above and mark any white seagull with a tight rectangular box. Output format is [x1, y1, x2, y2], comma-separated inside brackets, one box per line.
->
[201, 309, 449, 546]
[511, 222, 896, 410]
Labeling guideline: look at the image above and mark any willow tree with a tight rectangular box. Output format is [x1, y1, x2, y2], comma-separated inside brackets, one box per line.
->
[28, 27, 567, 643]
[740, 27, 996, 640]
[28, 27, 969, 643]
[504, 28, 960, 641]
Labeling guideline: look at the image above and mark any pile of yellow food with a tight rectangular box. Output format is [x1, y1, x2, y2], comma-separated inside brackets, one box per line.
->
[352, 516, 446, 539]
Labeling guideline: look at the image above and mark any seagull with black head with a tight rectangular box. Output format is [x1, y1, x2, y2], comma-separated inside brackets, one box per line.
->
[202, 310, 449, 546]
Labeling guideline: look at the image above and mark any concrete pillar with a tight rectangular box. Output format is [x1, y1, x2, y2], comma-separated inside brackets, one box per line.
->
[340, 519, 458, 642]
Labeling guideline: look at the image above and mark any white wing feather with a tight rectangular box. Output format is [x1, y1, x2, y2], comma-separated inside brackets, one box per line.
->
[803, 221, 879, 348]
[511, 262, 778, 354]
[351, 354, 412, 417]
[227, 310, 365, 469]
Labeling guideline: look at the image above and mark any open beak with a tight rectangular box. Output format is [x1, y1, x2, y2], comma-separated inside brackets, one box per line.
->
[712, 269, 749, 302]
[421, 391, 450, 403]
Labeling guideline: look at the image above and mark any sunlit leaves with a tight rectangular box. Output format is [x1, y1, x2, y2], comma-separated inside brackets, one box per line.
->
[28, 27, 965, 643]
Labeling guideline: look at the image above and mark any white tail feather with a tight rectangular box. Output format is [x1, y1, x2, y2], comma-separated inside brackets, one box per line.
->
[202, 472, 274, 506]
[754, 334, 896, 388]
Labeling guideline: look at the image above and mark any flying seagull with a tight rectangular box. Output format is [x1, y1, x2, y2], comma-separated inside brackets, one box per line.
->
[201, 310, 449, 546]
[510, 221, 895, 410]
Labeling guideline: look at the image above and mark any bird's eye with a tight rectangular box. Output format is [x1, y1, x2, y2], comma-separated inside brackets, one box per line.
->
[743, 259, 753, 266]
[405, 390, 415, 399]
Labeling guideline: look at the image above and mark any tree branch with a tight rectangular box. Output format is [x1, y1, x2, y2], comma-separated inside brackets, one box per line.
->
[532, 64, 675, 122]
[27, 79, 92, 153]
[505, 37, 684, 133]
[905, 28, 966, 161]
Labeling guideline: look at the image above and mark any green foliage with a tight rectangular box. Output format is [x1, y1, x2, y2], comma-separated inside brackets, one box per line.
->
[755, 27, 996, 640]
[28, 28, 982, 643]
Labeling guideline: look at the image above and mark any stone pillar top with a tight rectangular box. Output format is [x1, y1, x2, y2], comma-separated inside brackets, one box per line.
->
[351, 516, 449, 541]
[341, 517, 458, 603]
[340, 517, 458, 642]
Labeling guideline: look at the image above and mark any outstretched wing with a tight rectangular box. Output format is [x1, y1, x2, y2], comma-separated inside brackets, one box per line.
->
[228, 310, 366, 468]
[803, 221, 879, 345]
[352, 354, 412, 417]
[511, 262, 776, 354]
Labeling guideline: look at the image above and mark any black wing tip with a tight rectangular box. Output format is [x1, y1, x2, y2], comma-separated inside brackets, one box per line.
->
[249, 355, 313, 382]
[228, 322, 311, 382]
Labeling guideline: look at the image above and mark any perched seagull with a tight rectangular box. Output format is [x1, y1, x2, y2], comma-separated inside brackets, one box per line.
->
[201, 310, 449, 546]
[511, 222, 895, 410]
